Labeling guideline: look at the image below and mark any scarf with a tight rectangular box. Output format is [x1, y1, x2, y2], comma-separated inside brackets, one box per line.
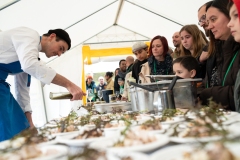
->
[132, 59, 148, 83]
[148, 54, 173, 75]
[118, 69, 127, 79]
[126, 63, 133, 73]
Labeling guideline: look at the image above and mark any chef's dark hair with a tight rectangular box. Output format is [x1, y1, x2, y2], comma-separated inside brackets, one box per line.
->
[173, 56, 199, 72]
[105, 71, 113, 78]
[43, 29, 71, 50]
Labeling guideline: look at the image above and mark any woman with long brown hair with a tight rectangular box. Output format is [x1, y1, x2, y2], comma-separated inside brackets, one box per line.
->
[179, 24, 208, 79]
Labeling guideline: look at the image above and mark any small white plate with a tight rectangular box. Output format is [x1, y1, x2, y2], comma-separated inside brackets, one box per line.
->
[170, 135, 223, 143]
[56, 131, 106, 146]
[160, 116, 185, 125]
[151, 144, 192, 160]
[150, 143, 240, 160]
[107, 150, 149, 160]
[51, 130, 80, 137]
[1, 145, 68, 160]
[32, 145, 68, 160]
[90, 134, 169, 153]
[132, 125, 165, 134]
[0, 137, 26, 150]
[169, 123, 240, 143]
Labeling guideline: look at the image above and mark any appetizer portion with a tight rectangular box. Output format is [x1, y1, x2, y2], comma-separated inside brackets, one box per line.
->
[183, 143, 239, 160]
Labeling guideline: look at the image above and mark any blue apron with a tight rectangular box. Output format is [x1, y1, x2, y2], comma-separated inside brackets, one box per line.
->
[0, 61, 30, 141]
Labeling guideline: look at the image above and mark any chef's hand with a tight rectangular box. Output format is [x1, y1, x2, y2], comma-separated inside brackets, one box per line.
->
[67, 83, 86, 101]
[25, 112, 38, 135]
[51, 74, 86, 100]
[25, 112, 34, 128]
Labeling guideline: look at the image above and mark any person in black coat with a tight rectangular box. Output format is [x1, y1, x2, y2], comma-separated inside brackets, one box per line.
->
[114, 59, 126, 93]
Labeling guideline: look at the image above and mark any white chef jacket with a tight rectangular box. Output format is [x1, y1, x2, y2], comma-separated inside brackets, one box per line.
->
[0, 27, 56, 112]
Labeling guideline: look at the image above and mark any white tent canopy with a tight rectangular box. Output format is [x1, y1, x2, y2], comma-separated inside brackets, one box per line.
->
[0, 0, 209, 126]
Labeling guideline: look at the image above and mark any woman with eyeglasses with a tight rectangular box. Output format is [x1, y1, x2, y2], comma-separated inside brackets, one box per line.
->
[179, 24, 208, 79]
[227, 0, 240, 112]
[199, 0, 240, 111]
[139, 35, 173, 83]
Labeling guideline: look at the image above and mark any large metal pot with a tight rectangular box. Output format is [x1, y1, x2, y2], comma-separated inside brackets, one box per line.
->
[129, 78, 201, 112]
[129, 86, 155, 112]
[129, 76, 179, 112]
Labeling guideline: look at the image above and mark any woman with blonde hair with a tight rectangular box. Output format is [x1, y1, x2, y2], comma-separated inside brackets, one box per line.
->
[179, 24, 208, 78]
[180, 24, 208, 58]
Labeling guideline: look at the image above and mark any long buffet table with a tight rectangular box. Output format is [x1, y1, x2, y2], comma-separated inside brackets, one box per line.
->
[1, 104, 240, 160]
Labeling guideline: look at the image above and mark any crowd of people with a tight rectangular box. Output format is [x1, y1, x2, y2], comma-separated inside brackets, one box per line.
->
[1, 0, 240, 141]
[90, 0, 240, 114]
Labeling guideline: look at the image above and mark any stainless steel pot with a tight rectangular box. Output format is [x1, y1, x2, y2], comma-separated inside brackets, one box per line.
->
[129, 76, 179, 112]
[129, 78, 201, 112]
[130, 87, 154, 112]
[153, 90, 175, 112]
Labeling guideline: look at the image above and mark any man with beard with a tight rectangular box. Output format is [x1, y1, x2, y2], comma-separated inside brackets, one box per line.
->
[198, 1, 212, 37]
[171, 32, 181, 60]
[198, 1, 212, 62]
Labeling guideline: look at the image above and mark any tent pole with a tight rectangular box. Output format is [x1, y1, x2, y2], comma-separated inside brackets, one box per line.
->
[83, 39, 149, 45]
[64, 0, 118, 30]
[114, 0, 124, 24]
[0, 0, 20, 11]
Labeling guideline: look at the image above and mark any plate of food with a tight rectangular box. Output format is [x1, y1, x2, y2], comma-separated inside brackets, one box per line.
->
[90, 130, 169, 153]
[168, 120, 240, 143]
[157, 116, 185, 125]
[103, 120, 126, 137]
[107, 151, 150, 160]
[0, 137, 26, 150]
[69, 146, 149, 160]
[56, 128, 106, 146]
[0, 144, 68, 160]
[150, 142, 240, 160]
[132, 119, 165, 134]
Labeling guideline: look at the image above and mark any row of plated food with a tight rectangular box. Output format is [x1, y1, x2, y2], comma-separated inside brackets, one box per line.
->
[1, 101, 240, 160]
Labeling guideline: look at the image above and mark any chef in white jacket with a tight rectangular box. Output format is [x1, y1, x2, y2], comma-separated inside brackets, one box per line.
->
[0, 27, 85, 141]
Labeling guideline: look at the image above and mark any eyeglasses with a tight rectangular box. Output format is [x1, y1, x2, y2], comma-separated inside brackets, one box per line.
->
[198, 14, 206, 26]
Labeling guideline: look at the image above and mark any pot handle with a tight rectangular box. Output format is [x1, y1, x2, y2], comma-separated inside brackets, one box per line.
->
[129, 81, 155, 92]
[168, 76, 182, 90]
